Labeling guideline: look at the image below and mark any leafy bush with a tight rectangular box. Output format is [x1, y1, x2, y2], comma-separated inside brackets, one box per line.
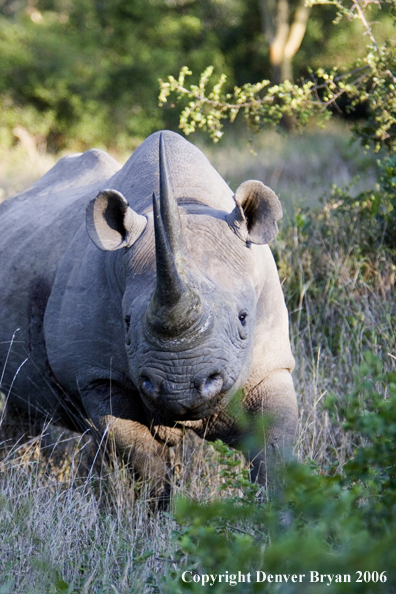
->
[155, 353, 396, 594]
[0, 1, 232, 152]
[160, 1, 396, 152]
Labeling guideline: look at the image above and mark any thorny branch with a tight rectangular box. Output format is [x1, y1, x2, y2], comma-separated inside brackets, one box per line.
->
[159, 0, 396, 151]
[351, 0, 378, 47]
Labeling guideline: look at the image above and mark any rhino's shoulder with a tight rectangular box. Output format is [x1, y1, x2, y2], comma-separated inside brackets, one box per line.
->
[13, 149, 122, 202]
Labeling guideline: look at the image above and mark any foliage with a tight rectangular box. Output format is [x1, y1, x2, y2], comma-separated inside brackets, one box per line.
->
[0, 0, 233, 151]
[154, 353, 396, 593]
[158, 65, 330, 142]
[1, 0, 394, 153]
[159, 0, 396, 152]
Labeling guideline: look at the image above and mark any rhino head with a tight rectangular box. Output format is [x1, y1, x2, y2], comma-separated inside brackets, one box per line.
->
[86, 133, 282, 421]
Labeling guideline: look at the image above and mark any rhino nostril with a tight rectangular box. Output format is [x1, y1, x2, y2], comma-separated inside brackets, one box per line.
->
[139, 375, 158, 401]
[200, 373, 223, 399]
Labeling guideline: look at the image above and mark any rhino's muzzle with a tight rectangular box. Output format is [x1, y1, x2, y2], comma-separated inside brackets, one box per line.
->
[139, 369, 225, 418]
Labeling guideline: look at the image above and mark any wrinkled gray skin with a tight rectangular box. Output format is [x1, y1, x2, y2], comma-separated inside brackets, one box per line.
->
[0, 131, 297, 490]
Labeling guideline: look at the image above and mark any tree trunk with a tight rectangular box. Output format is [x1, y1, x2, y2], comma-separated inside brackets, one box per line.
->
[259, 0, 311, 84]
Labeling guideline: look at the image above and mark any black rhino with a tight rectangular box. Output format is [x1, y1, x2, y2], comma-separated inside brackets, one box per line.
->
[0, 131, 297, 488]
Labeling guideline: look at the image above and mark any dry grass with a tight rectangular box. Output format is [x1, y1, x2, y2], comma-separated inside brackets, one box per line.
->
[278, 197, 396, 472]
[197, 120, 377, 210]
[0, 412, 242, 592]
[0, 144, 56, 202]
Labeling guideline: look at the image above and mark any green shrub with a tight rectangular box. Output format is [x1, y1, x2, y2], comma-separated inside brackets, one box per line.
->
[155, 353, 396, 593]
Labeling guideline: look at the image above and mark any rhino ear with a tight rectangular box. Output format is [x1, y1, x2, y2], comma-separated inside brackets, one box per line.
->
[86, 189, 147, 251]
[227, 180, 282, 245]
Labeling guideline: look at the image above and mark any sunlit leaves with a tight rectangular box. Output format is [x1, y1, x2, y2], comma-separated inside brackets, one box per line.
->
[159, 0, 396, 153]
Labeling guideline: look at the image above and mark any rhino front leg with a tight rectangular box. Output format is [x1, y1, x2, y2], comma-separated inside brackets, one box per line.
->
[242, 370, 298, 488]
[81, 383, 170, 494]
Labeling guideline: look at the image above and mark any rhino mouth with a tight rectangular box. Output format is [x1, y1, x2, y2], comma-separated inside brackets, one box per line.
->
[142, 394, 226, 422]
[138, 371, 231, 421]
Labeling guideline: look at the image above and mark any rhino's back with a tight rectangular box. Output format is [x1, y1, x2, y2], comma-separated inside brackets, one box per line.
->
[0, 148, 120, 266]
[0, 149, 121, 356]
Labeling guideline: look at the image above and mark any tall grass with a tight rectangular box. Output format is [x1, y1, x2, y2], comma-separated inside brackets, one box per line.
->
[282, 209, 396, 470]
[197, 120, 377, 209]
[0, 124, 393, 591]
[0, 415, 236, 592]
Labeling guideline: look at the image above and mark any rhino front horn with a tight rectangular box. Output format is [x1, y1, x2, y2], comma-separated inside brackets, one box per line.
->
[145, 134, 204, 339]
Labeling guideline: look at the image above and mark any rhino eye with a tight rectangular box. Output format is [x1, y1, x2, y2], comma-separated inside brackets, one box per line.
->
[124, 315, 131, 330]
[238, 311, 248, 326]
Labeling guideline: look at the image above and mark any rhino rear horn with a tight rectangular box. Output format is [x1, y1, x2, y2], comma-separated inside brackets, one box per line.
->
[86, 189, 147, 251]
[227, 180, 282, 245]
